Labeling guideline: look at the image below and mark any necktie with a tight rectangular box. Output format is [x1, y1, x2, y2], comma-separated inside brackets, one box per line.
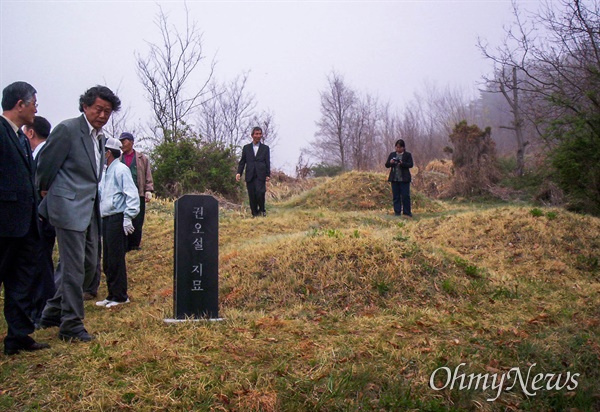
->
[17, 130, 29, 158]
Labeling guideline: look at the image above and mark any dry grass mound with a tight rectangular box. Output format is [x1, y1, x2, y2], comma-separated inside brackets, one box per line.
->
[2, 197, 600, 411]
[413, 206, 600, 283]
[283, 170, 444, 213]
[220, 229, 455, 315]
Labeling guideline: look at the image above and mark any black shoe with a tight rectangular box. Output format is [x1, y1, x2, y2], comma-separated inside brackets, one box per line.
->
[39, 317, 61, 329]
[262, 212, 266, 217]
[83, 292, 97, 301]
[4, 341, 50, 355]
[58, 330, 94, 342]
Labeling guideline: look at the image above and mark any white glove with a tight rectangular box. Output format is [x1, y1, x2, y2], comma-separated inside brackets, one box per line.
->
[145, 191, 153, 202]
[123, 217, 135, 235]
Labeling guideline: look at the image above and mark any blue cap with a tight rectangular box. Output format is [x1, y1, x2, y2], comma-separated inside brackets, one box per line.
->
[119, 132, 134, 141]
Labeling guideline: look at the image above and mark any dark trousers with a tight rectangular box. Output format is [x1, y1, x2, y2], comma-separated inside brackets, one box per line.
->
[30, 217, 56, 324]
[246, 178, 267, 216]
[83, 236, 101, 297]
[42, 211, 98, 334]
[0, 217, 40, 350]
[391, 181, 412, 216]
[126, 197, 145, 251]
[102, 213, 128, 302]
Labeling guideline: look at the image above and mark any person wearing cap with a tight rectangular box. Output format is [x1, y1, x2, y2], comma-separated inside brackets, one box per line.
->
[96, 137, 139, 308]
[118, 132, 154, 251]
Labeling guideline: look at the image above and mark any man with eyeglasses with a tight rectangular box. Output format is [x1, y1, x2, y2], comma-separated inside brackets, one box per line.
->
[36, 85, 121, 343]
[0, 81, 51, 355]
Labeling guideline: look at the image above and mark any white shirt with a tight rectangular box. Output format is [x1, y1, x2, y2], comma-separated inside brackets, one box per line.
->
[84, 116, 103, 176]
[32, 140, 46, 160]
[253, 142, 260, 156]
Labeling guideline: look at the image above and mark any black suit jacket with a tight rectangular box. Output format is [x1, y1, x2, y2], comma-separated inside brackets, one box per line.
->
[237, 142, 271, 182]
[0, 116, 38, 237]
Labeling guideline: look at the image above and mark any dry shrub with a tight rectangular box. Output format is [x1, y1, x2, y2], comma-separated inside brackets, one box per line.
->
[266, 170, 324, 202]
[413, 159, 453, 198]
[424, 159, 454, 175]
[443, 121, 500, 198]
[534, 180, 565, 207]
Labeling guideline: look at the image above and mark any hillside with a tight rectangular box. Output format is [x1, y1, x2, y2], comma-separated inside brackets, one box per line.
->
[1, 173, 599, 411]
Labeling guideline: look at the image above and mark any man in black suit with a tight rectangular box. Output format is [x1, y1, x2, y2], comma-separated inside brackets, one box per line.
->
[236, 127, 271, 217]
[23, 116, 56, 325]
[0, 81, 50, 355]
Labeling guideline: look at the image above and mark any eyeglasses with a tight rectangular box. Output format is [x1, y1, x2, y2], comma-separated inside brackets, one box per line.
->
[23, 100, 38, 108]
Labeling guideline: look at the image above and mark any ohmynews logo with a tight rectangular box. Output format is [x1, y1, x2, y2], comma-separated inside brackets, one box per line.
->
[429, 363, 579, 402]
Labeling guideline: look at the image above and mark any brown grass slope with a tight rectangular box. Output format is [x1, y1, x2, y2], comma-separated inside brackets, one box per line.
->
[1, 173, 599, 411]
[283, 170, 444, 213]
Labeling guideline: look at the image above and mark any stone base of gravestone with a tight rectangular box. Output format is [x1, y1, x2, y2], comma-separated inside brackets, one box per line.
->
[164, 194, 222, 322]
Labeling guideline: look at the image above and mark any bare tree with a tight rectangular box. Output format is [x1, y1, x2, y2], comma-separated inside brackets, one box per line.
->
[347, 93, 380, 171]
[135, 4, 215, 144]
[479, 0, 600, 142]
[250, 109, 278, 148]
[312, 71, 357, 170]
[199, 73, 255, 148]
[198, 73, 278, 151]
[479, 0, 600, 213]
[395, 82, 475, 165]
[103, 106, 136, 140]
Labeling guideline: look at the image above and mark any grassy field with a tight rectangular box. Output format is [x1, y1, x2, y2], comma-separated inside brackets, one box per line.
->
[1, 172, 599, 411]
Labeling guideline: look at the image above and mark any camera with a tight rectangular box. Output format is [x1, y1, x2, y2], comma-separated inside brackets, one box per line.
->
[395, 156, 402, 163]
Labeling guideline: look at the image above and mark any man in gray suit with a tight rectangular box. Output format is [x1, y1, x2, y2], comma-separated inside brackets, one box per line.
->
[36, 86, 121, 342]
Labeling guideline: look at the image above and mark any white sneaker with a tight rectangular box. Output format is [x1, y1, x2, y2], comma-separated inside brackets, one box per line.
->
[95, 299, 111, 307]
[105, 299, 130, 308]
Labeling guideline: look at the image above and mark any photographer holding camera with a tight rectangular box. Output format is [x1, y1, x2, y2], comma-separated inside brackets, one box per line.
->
[385, 139, 413, 217]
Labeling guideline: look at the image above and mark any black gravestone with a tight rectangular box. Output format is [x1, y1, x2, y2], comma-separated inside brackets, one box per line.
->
[172, 194, 219, 319]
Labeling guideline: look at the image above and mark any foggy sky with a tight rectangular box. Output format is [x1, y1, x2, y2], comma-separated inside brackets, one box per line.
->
[1, 0, 520, 173]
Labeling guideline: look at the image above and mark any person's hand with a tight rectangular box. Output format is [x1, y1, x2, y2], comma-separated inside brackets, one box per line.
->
[123, 218, 135, 235]
[40, 190, 48, 198]
[235, 173, 241, 182]
[145, 191, 153, 202]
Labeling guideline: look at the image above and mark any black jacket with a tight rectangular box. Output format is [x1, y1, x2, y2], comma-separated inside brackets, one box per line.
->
[237, 142, 271, 182]
[0, 116, 38, 237]
[385, 151, 413, 183]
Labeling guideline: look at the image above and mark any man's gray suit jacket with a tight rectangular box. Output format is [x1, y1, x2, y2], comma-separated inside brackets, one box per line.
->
[36, 114, 103, 232]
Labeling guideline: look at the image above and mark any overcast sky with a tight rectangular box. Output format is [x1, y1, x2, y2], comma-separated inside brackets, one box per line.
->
[1, 0, 523, 174]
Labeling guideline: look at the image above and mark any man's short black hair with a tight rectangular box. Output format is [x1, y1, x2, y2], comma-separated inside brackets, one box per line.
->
[108, 148, 121, 159]
[2, 81, 36, 111]
[79, 85, 121, 113]
[251, 126, 263, 135]
[395, 139, 405, 148]
[31, 116, 51, 138]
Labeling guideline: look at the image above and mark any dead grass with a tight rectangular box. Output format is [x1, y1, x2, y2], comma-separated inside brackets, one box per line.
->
[1, 172, 599, 411]
[283, 170, 445, 214]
